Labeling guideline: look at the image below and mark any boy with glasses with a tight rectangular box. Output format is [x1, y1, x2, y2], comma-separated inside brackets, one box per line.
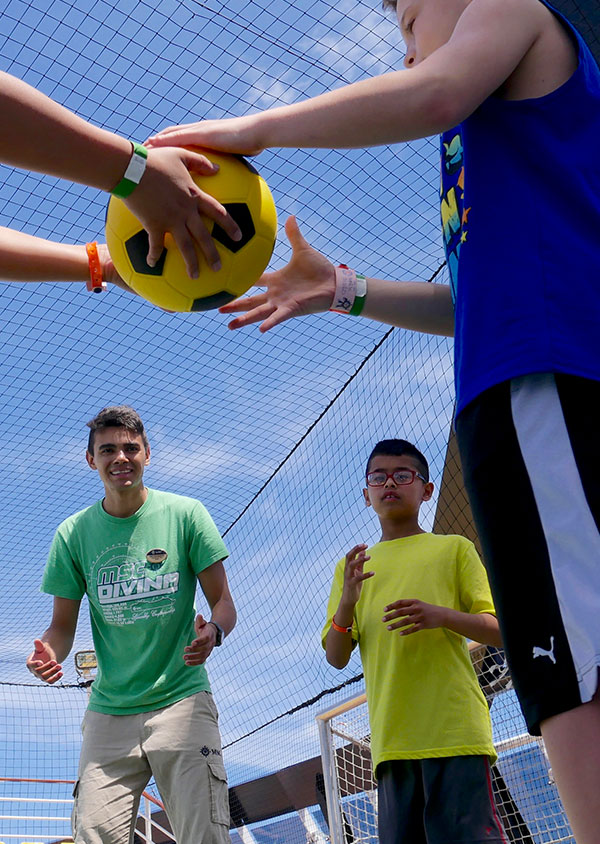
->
[323, 438, 503, 844]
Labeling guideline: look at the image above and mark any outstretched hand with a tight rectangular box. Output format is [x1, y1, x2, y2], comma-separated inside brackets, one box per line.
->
[219, 216, 336, 332]
[26, 638, 63, 684]
[124, 146, 242, 279]
[146, 115, 264, 157]
[183, 614, 217, 666]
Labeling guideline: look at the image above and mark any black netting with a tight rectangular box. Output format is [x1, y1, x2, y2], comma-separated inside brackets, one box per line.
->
[0, 0, 590, 840]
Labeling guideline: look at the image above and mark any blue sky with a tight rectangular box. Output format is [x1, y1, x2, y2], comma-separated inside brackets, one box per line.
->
[0, 0, 534, 839]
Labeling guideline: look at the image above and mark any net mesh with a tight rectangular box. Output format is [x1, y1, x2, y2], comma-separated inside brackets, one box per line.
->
[1, 0, 597, 840]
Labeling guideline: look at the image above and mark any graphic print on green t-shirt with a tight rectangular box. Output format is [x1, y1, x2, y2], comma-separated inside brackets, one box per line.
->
[93, 540, 180, 625]
[41, 489, 228, 715]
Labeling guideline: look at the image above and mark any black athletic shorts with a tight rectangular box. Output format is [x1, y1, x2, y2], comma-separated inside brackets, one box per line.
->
[456, 373, 600, 734]
[377, 756, 506, 844]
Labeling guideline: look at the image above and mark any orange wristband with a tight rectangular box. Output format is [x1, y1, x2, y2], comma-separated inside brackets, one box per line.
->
[331, 617, 353, 634]
[86, 242, 106, 293]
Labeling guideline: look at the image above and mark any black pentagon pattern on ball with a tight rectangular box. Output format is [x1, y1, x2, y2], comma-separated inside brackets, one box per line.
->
[233, 154, 260, 176]
[191, 291, 237, 312]
[125, 230, 167, 275]
[212, 204, 255, 253]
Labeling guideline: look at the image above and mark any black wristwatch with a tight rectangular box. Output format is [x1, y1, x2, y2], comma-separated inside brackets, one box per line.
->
[209, 620, 225, 646]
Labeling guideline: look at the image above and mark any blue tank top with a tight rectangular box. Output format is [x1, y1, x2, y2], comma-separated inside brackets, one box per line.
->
[440, 1, 600, 415]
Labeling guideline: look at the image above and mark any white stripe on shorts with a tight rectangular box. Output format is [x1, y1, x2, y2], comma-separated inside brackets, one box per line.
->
[511, 372, 600, 704]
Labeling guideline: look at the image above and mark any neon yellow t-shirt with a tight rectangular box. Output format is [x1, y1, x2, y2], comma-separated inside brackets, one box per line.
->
[322, 533, 497, 772]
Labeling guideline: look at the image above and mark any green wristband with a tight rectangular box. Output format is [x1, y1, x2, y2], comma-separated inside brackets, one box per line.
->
[349, 273, 367, 316]
[111, 142, 148, 199]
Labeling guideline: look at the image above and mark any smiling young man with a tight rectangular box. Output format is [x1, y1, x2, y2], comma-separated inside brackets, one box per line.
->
[26, 405, 236, 844]
[323, 439, 503, 844]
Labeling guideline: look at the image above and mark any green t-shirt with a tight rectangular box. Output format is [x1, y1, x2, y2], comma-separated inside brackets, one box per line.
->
[322, 533, 497, 772]
[41, 488, 228, 715]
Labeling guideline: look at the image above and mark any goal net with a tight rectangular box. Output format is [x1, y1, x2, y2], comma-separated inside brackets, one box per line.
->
[316, 645, 574, 844]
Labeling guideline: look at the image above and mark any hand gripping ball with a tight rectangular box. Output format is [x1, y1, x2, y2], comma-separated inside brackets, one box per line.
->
[105, 151, 277, 312]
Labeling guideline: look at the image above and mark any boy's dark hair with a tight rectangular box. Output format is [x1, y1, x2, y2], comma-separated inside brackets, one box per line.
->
[86, 405, 149, 453]
[365, 439, 430, 482]
[382, 0, 397, 10]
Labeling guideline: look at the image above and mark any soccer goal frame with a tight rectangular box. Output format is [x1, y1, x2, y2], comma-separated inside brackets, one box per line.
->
[316, 645, 574, 844]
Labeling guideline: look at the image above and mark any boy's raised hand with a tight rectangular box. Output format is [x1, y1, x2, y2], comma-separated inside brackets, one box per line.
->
[146, 115, 264, 157]
[219, 216, 336, 332]
[342, 544, 374, 606]
[382, 599, 447, 636]
[125, 146, 242, 278]
[26, 639, 63, 684]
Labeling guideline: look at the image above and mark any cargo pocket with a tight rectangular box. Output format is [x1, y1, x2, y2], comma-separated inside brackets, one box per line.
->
[207, 756, 230, 826]
[71, 780, 80, 839]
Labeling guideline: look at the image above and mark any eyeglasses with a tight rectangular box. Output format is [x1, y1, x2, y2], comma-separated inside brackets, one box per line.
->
[366, 469, 427, 487]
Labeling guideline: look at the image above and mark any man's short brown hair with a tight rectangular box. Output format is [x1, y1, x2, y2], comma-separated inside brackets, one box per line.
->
[86, 406, 149, 453]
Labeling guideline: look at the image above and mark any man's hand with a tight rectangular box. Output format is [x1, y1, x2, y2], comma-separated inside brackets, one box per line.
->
[183, 614, 217, 666]
[124, 146, 242, 279]
[341, 544, 374, 608]
[146, 115, 264, 157]
[26, 639, 63, 684]
[219, 216, 336, 332]
[382, 599, 447, 635]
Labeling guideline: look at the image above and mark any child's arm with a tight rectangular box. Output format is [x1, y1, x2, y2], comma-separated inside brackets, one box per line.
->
[147, 0, 543, 153]
[220, 216, 454, 336]
[0, 71, 241, 276]
[325, 545, 373, 669]
[382, 598, 502, 648]
[26, 597, 81, 684]
[0, 227, 135, 293]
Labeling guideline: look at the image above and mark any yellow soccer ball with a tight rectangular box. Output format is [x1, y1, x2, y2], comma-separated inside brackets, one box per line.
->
[105, 152, 277, 312]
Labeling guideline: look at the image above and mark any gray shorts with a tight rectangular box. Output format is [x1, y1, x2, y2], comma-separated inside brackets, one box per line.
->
[72, 691, 230, 844]
[377, 756, 506, 844]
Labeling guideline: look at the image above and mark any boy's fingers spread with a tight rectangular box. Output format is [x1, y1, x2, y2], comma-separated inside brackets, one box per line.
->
[145, 229, 166, 269]
[259, 307, 292, 332]
[197, 192, 242, 241]
[183, 216, 220, 273]
[227, 303, 276, 330]
[184, 151, 219, 174]
[285, 216, 303, 247]
[219, 292, 268, 314]
[169, 228, 201, 278]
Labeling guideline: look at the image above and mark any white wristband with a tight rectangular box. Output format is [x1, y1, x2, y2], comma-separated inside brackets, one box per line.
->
[330, 265, 367, 315]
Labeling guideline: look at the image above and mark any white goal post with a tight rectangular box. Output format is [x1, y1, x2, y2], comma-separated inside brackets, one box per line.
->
[316, 645, 574, 844]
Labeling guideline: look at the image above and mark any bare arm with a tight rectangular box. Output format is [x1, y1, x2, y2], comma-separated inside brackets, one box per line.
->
[0, 227, 134, 293]
[147, 0, 543, 153]
[383, 600, 502, 648]
[26, 597, 81, 684]
[0, 71, 133, 190]
[220, 216, 454, 336]
[325, 545, 373, 669]
[0, 72, 241, 275]
[184, 560, 237, 665]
